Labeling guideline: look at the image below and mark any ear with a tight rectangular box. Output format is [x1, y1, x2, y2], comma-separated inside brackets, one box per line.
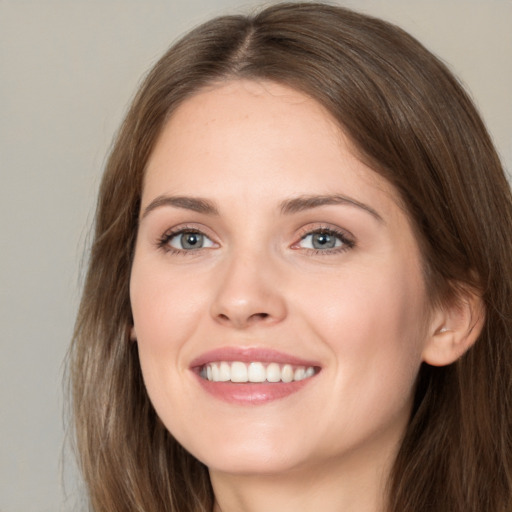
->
[129, 326, 137, 342]
[422, 287, 485, 367]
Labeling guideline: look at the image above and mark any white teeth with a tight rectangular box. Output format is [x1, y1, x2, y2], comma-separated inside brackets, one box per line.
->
[231, 361, 248, 382]
[305, 367, 315, 378]
[281, 364, 294, 383]
[294, 367, 306, 381]
[211, 363, 220, 382]
[266, 362, 281, 382]
[201, 361, 317, 383]
[219, 361, 230, 382]
[248, 362, 266, 382]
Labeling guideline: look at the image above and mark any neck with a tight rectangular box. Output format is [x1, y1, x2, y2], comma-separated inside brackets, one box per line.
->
[210, 444, 394, 512]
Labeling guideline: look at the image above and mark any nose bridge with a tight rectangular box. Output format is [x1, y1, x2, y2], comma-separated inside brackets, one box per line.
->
[210, 241, 287, 328]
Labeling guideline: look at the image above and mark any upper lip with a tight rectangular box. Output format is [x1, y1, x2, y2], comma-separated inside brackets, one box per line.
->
[190, 346, 321, 369]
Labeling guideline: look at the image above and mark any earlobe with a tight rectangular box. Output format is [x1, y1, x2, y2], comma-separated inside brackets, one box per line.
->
[130, 326, 137, 342]
[422, 288, 485, 367]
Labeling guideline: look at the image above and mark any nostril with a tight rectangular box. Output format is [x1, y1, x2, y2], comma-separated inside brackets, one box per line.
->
[250, 312, 270, 321]
[216, 311, 270, 325]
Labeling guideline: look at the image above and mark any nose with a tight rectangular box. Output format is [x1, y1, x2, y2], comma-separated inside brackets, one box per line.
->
[210, 250, 287, 329]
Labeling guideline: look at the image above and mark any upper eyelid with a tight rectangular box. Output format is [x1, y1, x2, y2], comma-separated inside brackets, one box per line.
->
[296, 223, 355, 240]
[160, 223, 352, 236]
[161, 223, 216, 238]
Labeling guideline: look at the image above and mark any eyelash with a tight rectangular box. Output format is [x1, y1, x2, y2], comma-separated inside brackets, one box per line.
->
[294, 226, 356, 255]
[157, 226, 214, 255]
[156, 225, 356, 255]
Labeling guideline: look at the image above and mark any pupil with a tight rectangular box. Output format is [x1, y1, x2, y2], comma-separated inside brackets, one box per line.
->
[313, 233, 335, 249]
[182, 233, 202, 249]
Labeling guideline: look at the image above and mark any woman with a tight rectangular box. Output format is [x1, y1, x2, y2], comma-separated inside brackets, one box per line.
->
[70, 3, 512, 511]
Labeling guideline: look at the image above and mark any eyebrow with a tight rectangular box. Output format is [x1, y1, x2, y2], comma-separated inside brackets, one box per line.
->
[280, 194, 384, 222]
[141, 195, 219, 219]
[141, 193, 383, 222]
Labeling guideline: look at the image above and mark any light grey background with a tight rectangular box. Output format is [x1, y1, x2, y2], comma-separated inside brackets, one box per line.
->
[1, 1, 510, 511]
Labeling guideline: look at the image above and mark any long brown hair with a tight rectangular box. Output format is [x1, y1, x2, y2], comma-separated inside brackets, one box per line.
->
[70, 3, 512, 511]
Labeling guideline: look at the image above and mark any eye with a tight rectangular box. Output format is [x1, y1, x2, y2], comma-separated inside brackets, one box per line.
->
[295, 228, 355, 253]
[160, 229, 216, 252]
[300, 231, 341, 250]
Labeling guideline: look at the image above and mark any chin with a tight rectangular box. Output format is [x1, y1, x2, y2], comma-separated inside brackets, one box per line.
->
[202, 451, 306, 476]
[180, 427, 310, 476]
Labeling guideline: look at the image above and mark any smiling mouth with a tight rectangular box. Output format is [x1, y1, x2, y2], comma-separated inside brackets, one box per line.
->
[199, 361, 319, 383]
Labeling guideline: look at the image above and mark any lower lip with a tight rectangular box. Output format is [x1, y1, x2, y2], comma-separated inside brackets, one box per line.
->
[194, 374, 315, 405]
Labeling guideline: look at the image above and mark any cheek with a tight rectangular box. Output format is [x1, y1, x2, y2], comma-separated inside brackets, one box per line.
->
[129, 259, 203, 416]
[129, 259, 207, 429]
[301, 259, 427, 343]
[130, 258, 208, 354]
[296, 261, 428, 411]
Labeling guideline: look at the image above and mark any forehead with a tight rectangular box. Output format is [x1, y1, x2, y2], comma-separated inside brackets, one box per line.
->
[146, 80, 341, 176]
[142, 79, 401, 215]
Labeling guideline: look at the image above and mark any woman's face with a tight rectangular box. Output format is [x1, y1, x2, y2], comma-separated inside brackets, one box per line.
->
[130, 80, 433, 477]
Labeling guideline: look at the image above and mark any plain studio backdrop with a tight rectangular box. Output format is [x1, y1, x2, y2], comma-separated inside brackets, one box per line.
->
[0, 1, 510, 511]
